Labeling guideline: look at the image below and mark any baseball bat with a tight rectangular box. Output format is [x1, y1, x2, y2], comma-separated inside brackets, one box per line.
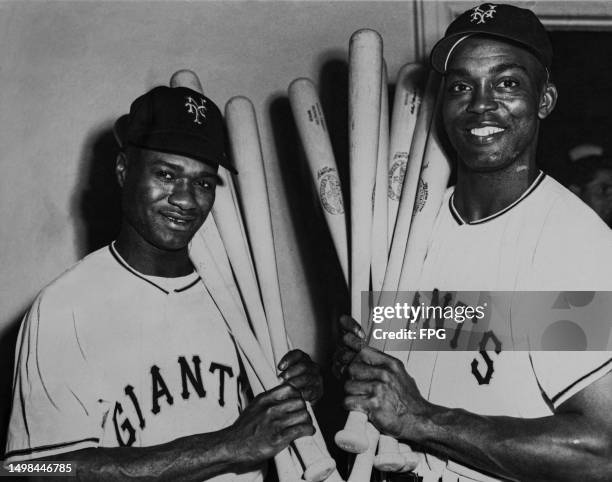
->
[346, 423, 380, 482]
[171, 70, 301, 481]
[369, 62, 411, 472]
[288, 77, 349, 285]
[190, 220, 303, 481]
[387, 64, 427, 245]
[396, 72, 451, 292]
[170, 70, 275, 368]
[225, 96, 336, 482]
[363, 72, 441, 475]
[371, 61, 389, 293]
[335, 28, 383, 455]
[169, 69, 204, 92]
[372, 70, 438, 310]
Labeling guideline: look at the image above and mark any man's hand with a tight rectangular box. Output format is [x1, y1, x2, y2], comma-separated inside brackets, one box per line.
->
[277, 349, 323, 404]
[332, 314, 367, 379]
[344, 346, 434, 442]
[229, 384, 314, 468]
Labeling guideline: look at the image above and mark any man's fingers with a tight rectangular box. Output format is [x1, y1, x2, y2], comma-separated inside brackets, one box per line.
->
[343, 394, 370, 414]
[280, 421, 316, 442]
[264, 383, 301, 402]
[356, 345, 403, 371]
[344, 379, 374, 396]
[277, 349, 308, 371]
[347, 360, 390, 382]
[339, 314, 366, 339]
[282, 372, 318, 391]
[279, 359, 318, 381]
[342, 330, 367, 352]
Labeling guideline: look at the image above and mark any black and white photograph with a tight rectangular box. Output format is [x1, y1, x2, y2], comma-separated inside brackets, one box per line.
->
[1, 1, 611, 481]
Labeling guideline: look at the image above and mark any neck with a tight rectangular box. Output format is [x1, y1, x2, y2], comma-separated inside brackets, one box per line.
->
[454, 160, 539, 223]
[114, 225, 193, 277]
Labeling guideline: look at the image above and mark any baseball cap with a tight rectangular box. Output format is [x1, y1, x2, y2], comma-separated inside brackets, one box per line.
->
[115, 85, 236, 173]
[430, 3, 553, 74]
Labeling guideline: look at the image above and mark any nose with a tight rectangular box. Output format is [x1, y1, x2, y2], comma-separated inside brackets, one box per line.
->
[168, 180, 197, 210]
[467, 84, 498, 114]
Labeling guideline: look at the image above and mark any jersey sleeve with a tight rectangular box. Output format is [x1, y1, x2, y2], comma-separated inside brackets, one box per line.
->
[3, 290, 106, 463]
[529, 352, 612, 408]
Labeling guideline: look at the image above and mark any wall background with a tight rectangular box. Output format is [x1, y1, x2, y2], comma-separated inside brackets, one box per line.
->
[0, 0, 418, 454]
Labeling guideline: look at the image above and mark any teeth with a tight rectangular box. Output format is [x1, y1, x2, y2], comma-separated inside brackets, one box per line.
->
[470, 126, 504, 137]
[166, 216, 187, 224]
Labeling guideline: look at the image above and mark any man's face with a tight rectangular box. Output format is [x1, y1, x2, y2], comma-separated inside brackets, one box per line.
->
[117, 148, 219, 251]
[580, 169, 612, 226]
[442, 37, 554, 173]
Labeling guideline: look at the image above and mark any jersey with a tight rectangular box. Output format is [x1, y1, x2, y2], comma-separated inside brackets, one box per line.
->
[395, 172, 612, 482]
[3, 243, 262, 482]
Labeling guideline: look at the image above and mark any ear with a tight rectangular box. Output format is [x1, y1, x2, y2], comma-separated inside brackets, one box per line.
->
[568, 184, 581, 197]
[537, 82, 558, 120]
[115, 152, 128, 188]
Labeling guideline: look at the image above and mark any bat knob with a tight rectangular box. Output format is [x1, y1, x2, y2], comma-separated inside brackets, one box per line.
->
[302, 456, 337, 482]
[374, 453, 408, 472]
[334, 411, 369, 453]
[374, 434, 406, 472]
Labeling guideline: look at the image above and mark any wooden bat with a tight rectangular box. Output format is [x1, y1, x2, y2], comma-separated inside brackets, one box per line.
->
[335, 27, 383, 456]
[371, 61, 389, 293]
[169, 69, 204, 92]
[225, 96, 336, 482]
[396, 72, 451, 292]
[171, 70, 301, 481]
[288, 77, 348, 285]
[352, 71, 441, 478]
[346, 423, 379, 482]
[387, 63, 427, 245]
[369, 61, 413, 472]
[372, 70, 438, 309]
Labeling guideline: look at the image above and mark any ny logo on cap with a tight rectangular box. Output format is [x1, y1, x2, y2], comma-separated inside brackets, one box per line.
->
[185, 96, 208, 125]
[470, 4, 497, 24]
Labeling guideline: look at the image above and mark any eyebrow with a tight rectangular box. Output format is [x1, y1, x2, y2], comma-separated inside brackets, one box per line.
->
[446, 62, 528, 78]
[151, 159, 223, 184]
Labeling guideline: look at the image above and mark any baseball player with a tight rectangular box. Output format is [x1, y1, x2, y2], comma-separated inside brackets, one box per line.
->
[335, 4, 612, 481]
[3, 85, 323, 480]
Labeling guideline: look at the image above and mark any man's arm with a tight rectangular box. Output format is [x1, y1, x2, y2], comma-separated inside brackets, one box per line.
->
[35, 384, 313, 482]
[337, 315, 612, 482]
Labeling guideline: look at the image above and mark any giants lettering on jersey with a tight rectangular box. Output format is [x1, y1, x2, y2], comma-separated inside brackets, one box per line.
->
[112, 354, 235, 446]
[416, 289, 503, 385]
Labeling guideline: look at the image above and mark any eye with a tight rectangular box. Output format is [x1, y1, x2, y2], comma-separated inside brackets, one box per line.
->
[497, 78, 519, 89]
[157, 170, 174, 181]
[448, 82, 471, 93]
[195, 178, 216, 191]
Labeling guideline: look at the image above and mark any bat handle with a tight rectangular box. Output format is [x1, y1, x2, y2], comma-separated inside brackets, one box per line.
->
[346, 422, 379, 482]
[335, 411, 369, 453]
[274, 449, 302, 482]
[374, 436, 417, 472]
[294, 437, 336, 482]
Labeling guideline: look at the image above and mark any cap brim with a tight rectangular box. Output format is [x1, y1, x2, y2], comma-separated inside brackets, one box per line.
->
[430, 31, 545, 74]
[127, 130, 238, 174]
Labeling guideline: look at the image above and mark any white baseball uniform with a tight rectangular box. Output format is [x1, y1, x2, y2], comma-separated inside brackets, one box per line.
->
[392, 172, 612, 482]
[4, 243, 262, 482]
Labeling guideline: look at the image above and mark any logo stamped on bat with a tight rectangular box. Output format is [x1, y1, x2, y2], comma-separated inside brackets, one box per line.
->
[317, 167, 344, 215]
[185, 96, 208, 124]
[470, 4, 497, 24]
[413, 178, 428, 218]
[388, 153, 408, 201]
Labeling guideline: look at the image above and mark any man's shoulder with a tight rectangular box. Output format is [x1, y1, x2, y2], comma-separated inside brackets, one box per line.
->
[37, 245, 118, 306]
[537, 175, 612, 240]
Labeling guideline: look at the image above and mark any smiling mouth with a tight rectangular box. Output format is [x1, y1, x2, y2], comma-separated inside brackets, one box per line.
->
[470, 126, 505, 137]
[162, 214, 193, 226]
